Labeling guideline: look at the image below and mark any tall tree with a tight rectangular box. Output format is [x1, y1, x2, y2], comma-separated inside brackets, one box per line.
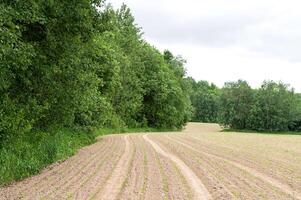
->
[0, 0, 104, 139]
[249, 81, 298, 131]
[219, 80, 254, 129]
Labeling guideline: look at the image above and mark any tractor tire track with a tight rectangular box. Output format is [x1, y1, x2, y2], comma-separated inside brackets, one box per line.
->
[143, 134, 211, 200]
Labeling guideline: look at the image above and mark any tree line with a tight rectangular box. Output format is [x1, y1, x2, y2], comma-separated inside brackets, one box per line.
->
[1, 0, 300, 148]
[0, 0, 192, 145]
[189, 79, 301, 131]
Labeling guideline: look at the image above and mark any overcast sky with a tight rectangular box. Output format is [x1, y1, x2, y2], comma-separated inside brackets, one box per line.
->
[109, 0, 301, 92]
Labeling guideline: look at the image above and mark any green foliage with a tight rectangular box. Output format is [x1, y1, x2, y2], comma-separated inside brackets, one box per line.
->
[219, 80, 254, 129]
[248, 81, 298, 131]
[218, 80, 300, 131]
[290, 94, 301, 131]
[222, 128, 301, 135]
[0, 0, 104, 136]
[140, 48, 192, 129]
[188, 79, 220, 123]
[189, 79, 300, 132]
[95, 127, 165, 137]
[0, 1, 191, 144]
[91, 6, 191, 129]
[0, 129, 95, 186]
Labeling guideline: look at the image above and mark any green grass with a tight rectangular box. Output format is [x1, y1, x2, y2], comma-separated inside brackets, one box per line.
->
[0, 126, 174, 186]
[222, 128, 301, 136]
[0, 129, 95, 186]
[95, 127, 171, 136]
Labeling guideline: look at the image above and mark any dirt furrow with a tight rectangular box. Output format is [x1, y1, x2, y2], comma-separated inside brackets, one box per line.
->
[143, 134, 211, 200]
[154, 135, 250, 199]
[34, 138, 111, 186]
[75, 137, 126, 200]
[1, 123, 300, 200]
[141, 136, 167, 200]
[48, 136, 123, 199]
[0, 137, 114, 200]
[117, 136, 148, 200]
[115, 136, 137, 199]
[92, 135, 132, 200]
[158, 151, 193, 200]
[155, 134, 290, 199]
[137, 137, 150, 200]
[168, 135, 301, 200]
[140, 134, 192, 200]
[154, 145, 170, 200]
[185, 134, 301, 182]
[28, 137, 116, 200]
[140, 152, 148, 200]
[178, 134, 301, 194]
[187, 134, 300, 171]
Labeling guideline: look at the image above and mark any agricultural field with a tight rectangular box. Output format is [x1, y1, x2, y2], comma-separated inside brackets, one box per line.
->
[0, 123, 300, 200]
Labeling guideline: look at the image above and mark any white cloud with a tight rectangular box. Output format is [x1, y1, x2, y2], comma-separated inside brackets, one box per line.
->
[108, 0, 301, 92]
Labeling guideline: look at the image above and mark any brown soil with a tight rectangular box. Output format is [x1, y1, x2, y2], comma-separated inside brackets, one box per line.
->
[1, 123, 300, 200]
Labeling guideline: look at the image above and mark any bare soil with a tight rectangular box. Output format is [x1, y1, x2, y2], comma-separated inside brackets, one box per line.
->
[1, 123, 300, 200]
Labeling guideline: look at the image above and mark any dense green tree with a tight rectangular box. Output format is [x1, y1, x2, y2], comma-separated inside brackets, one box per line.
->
[218, 80, 300, 131]
[248, 81, 298, 131]
[219, 80, 254, 129]
[290, 94, 301, 131]
[106, 5, 145, 127]
[162, 51, 192, 127]
[0, 1, 192, 136]
[188, 80, 220, 123]
[140, 49, 191, 129]
[0, 0, 104, 141]
[94, 6, 192, 129]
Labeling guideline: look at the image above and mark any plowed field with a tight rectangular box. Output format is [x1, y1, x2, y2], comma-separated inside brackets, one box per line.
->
[1, 123, 300, 200]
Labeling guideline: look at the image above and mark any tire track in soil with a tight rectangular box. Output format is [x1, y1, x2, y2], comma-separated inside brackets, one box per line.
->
[159, 135, 290, 200]
[117, 136, 147, 200]
[115, 136, 137, 200]
[143, 135, 189, 200]
[178, 134, 301, 198]
[170, 159, 193, 200]
[152, 135, 193, 200]
[1, 123, 300, 200]
[78, 136, 126, 200]
[160, 150, 193, 200]
[141, 136, 167, 200]
[92, 135, 132, 200]
[167, 135, 301, 200]
[143, 134, 211, 200]
[155, 135, 241, 200]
